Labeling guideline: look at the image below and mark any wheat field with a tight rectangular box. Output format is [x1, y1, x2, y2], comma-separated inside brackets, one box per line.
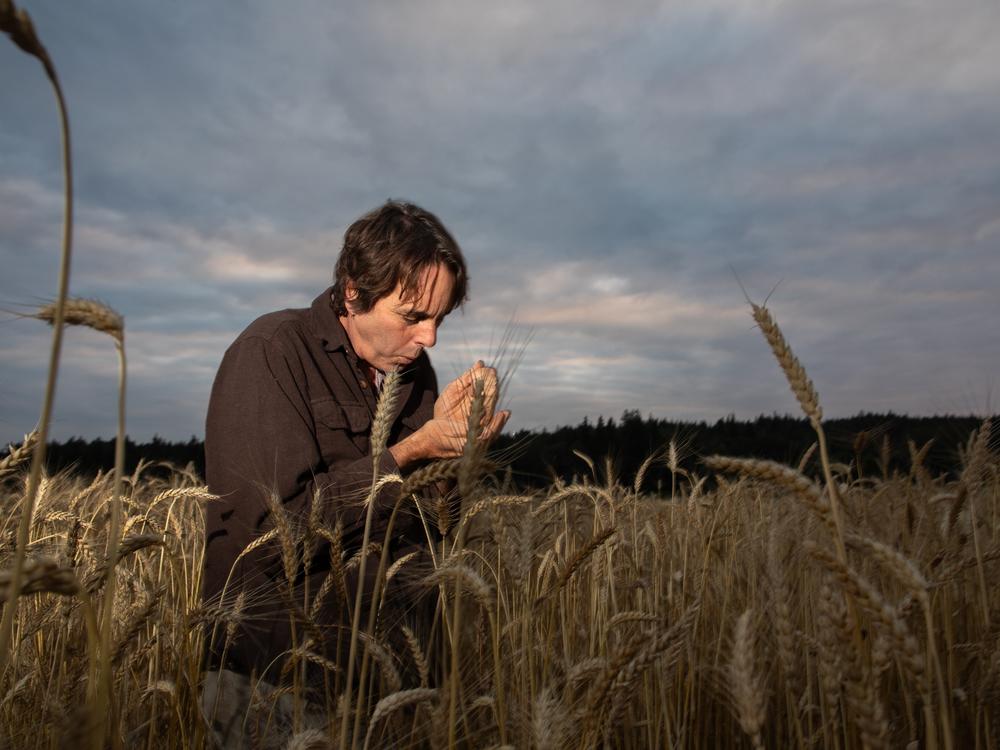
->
[1, 398, 997, 748]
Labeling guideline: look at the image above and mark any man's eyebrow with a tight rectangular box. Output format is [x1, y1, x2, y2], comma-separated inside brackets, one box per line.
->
[395, 304, 445, 322]
[395, 305, 431, 318]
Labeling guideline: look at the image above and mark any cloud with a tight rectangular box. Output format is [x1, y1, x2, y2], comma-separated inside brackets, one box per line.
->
[1, 0, 998, 441]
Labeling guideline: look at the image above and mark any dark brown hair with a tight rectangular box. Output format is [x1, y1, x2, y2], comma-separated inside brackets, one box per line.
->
[331, 200, 468, 317]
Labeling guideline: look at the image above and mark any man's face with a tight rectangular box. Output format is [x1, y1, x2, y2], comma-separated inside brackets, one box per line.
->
[342, 263, 456, 372]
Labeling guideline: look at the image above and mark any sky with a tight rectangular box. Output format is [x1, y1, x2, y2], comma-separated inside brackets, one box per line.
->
[1, 0, 999, 443]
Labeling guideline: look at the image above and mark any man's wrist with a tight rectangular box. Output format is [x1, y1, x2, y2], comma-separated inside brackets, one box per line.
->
[389, 432, 424, 471]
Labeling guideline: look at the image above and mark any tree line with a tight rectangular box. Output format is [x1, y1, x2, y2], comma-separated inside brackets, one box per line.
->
[493, 411, 992, 490]
[7, 411, 991, 491]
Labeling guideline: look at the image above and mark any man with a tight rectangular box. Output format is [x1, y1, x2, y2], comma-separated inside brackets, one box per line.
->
[201, 200, 509, 693]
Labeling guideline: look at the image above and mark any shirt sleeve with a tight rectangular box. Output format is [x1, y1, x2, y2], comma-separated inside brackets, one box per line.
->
[203, 334, 409, 598]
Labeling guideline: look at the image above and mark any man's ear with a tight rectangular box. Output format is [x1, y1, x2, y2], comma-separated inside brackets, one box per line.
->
[343, 280, 359, 315]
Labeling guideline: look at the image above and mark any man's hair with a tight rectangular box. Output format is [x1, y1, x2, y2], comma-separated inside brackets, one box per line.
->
[331, 200, 468, 317]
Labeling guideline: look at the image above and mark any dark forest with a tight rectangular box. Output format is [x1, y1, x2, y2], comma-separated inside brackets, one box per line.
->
[12, 411, 992, 490]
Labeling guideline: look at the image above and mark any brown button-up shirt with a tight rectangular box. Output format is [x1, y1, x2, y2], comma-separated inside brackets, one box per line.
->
[203, 287, 437, 678]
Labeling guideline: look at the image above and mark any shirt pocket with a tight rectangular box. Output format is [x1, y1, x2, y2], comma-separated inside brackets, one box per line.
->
[313, 399, 371, 459]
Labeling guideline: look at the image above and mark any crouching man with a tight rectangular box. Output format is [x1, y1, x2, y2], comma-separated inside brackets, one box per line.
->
[200, 200, 509, 746]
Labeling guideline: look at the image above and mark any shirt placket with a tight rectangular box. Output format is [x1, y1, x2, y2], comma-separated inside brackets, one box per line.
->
[347, 351, 379, 416]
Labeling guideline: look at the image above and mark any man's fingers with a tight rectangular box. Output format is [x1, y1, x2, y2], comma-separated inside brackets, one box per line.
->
[479, 391, 500, 428]
[482, 375, 499, 416]
[446, 362, 482, 393]
[443, 374, 471, 398]
[480, 410, 510, 443]
[458, 361, 490, 398]
[421, 408, 508, 459]
[444, 362, 500, 419]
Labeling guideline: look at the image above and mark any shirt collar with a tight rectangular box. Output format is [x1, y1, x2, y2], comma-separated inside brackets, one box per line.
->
[309, 286, 417, 389]
[309, 286, 352, 355]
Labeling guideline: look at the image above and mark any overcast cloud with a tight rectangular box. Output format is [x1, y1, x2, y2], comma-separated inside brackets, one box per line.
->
[1, 0, 998, 442]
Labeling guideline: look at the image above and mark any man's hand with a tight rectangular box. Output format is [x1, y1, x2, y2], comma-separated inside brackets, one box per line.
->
[434, 360, 500, 427]
[390, 361, 510, 469]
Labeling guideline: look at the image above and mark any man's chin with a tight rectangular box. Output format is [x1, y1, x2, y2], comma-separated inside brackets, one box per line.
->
[379, 357, 411, 372]
[397, 352, 421, 366]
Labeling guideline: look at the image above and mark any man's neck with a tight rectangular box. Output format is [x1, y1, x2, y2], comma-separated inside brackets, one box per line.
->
[338, 312, 381, 385]
[337, 312, 360, 356]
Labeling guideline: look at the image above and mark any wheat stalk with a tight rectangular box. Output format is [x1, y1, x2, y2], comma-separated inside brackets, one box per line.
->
[401, 624, 430, 688]
[362, 688, 437, 750]
[341, 370, 404, 750]
[111, 586, 161, 666]
[961, 419, 993, 487]
[703, 455, 834, 532]
[35, 298, 123, 341]
[535, 526, 616, 606]
[814, 577, 845, 730]
[729, 609, 766, 750]
[0, 0, 54, 76]
[399, 458, 463, 496]
[263, 491, 298, 588]
[747, 302, 852, 570]
[600, 604, 698, 742]
[603, 610, 658, 635]
[566, 657, 607, 693]
[767, 523, 800, 698]
[0, 1, 77, 713]
[805, 542, 924, 679]
[286, 728, 332, 750]
[838, 614, 890, 749]
[147, 486, 217, 507]
[456, 494, 533, 534]
[531, 685, 571, 750]
[845, 534, 929, 596]
[313, 522, 349, 618]
[0, 557, 80, 598]
[0, 431, 39, 482]
[370, 369, 401, 466]
[751, 303, 822, 422]
[425, 562, 493, 611]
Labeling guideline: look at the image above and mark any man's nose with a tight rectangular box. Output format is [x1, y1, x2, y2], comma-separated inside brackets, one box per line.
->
[414, 319, 437, 349]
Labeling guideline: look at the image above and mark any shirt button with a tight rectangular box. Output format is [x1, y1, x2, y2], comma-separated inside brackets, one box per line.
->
[359, 380, 367, 388]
